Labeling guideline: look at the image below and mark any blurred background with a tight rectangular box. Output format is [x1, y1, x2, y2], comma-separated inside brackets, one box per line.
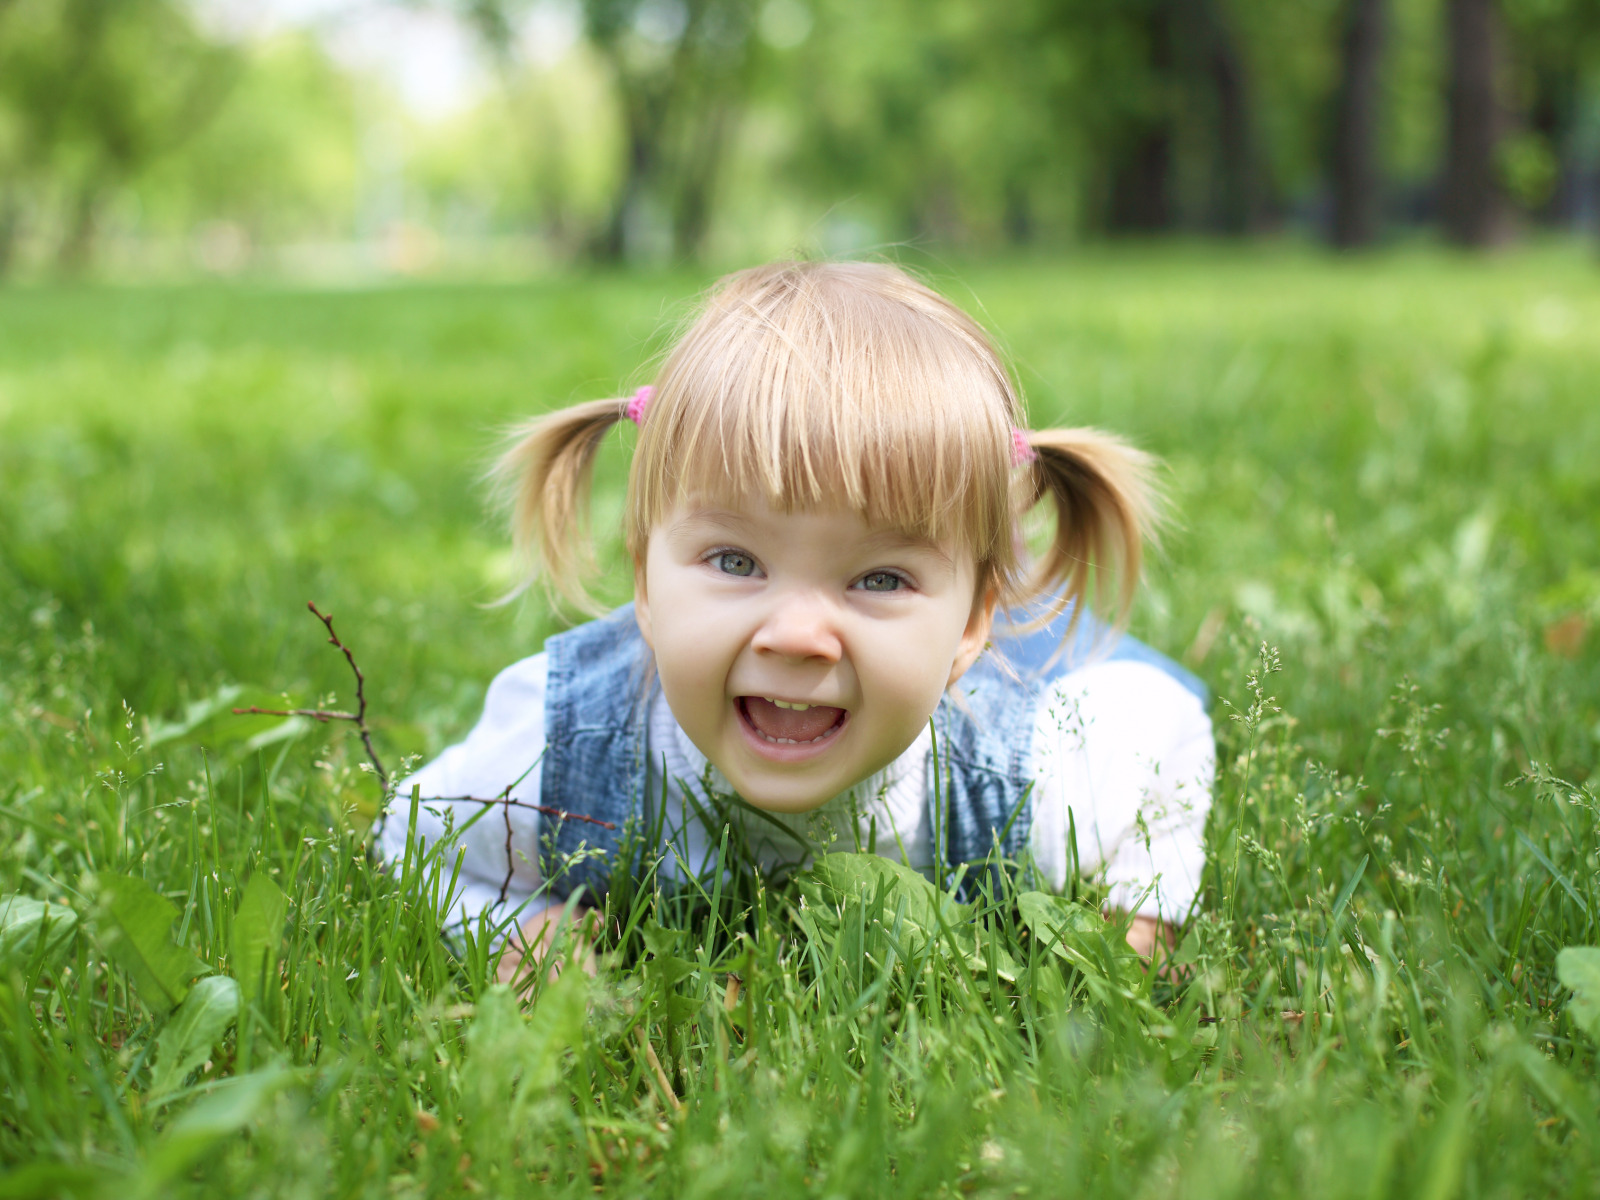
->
[0, 0, 1597, 281]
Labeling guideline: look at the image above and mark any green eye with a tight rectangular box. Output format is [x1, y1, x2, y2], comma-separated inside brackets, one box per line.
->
[713, 551, 757, 577]
[860, 571, 903, 592]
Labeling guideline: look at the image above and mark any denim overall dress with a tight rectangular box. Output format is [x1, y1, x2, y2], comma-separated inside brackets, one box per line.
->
[538, 603, 1207, 901]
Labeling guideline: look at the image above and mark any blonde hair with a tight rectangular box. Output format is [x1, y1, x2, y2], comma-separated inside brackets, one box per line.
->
[497, 260, 1159, 633]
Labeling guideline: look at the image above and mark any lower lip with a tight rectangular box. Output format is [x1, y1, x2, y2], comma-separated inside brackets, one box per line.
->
[735, 699, 848, 763]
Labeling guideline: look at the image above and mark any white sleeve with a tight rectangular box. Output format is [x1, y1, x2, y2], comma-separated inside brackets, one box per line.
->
[378, 653, 550, 929]
[1025, 661, 1214, 921]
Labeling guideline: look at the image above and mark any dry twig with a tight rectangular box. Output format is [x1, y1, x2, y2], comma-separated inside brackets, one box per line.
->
[234, 601, 387, 789]
[235, 601, 615, 905]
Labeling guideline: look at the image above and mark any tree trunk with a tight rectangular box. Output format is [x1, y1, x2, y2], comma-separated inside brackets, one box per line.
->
[57, 183, 103, 274]
[1203, 0, 1260, 234]
[1527, 67, 1579, 228]
[0, 190, 20, 279]
[1107, 0, 1177, 234]
[589, 42, 671, 266]
[1330, 0, 1387, 247]
[594, 118, 651, 263]
[672, 101, 731, 261]
[1441, 0, 1512, 246]
[1109, 131, 1174, 232]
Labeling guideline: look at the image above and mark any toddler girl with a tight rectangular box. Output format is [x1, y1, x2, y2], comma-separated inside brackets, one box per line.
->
[380, 260, 1213, 972]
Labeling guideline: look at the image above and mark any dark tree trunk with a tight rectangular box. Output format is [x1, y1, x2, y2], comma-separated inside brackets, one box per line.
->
[1107, 0, 1177, 233]
[1441, 0, 1512, 246]
[1330, 0, 1387, 247]
[1109, 130, 1175, 232]
[57, 184, 103, 274]
[594, 117, 653, 263]
[672, 101, 732, 260]
[590, 46, 667, 266]
[1527, 68, 1580, 227]
[1004, 182, 1034, 244]
[586, 0, 750, 264]
[1203, 0, 1260, 234]
[0, 190, 20, 279]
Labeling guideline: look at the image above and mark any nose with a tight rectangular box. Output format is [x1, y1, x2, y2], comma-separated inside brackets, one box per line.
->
[750, 588, 843, 663]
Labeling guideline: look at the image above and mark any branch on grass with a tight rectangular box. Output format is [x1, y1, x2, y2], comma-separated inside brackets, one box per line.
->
[430, 794, 617, 832]
[233, 601, 387, 790]
[233, 601, 616, 908]
[445, 786, 620, 904]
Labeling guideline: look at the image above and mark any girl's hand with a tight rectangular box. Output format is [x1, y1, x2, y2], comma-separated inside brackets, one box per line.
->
[1119, 913, 1190, 982]
[497, 901, 600, 994]
[1122, 913, 1173, 960]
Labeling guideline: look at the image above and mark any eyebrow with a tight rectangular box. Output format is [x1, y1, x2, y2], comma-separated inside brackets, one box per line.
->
[674, 506, 956, 568]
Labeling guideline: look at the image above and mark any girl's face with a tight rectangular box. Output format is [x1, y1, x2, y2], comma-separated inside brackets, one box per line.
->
[634, 497, 995, 813]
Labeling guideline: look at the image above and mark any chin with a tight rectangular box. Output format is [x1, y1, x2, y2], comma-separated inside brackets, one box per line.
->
[727, 776, 838, 815]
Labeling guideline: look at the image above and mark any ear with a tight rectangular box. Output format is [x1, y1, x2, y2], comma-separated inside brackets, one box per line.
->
[946, 585, 998, 688]
[632, 562, 654, 650]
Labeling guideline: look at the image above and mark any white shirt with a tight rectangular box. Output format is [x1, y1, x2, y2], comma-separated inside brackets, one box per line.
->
[379, 652, 1213, 926]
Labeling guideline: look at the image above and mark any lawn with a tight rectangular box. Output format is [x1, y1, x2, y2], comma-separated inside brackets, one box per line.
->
[2, 246, 1598, 1198]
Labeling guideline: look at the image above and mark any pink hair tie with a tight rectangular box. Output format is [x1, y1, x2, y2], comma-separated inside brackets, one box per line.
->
[1010, 427, 1037, 467]
[625, 385, 655, 426]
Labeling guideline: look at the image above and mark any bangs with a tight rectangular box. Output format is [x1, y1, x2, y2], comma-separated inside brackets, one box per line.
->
[627, 263, 1022, 569]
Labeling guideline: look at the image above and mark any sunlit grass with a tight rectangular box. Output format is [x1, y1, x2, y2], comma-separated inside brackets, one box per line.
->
[2, 246, 1598, 1197]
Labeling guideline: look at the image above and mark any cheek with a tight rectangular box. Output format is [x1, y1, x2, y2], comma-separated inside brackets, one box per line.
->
[646, 588, 742, 721]
[657, 636, 726, 705]
[858, 620, 960, 729]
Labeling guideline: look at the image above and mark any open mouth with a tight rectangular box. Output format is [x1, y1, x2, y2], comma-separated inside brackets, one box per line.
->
[739, 696, 848, 747]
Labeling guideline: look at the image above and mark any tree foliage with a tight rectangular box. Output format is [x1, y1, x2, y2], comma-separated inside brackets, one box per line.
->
[0, 0, 1597, 272]
[0, 0, 236, 270]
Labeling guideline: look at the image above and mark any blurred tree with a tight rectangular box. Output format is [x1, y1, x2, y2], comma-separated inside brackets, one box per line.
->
[1330, 0, 1388, 246]
[1503, 0, 1600, 229]
[1441, 0, 1513, 244]
[1202, 0, 1265, 233]
[584, 0, 761, 261]
[439, 0, 761, 262]
[1095, 0, 1180, 233]
[133, 35, 362, 248]
[0, 0, 236, 272]
[1004, 0, 1271, 235]
[783, 0, 1055, 244]
[408, 44, 621, 256]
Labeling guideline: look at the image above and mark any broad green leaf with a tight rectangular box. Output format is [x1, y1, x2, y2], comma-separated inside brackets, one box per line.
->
[972, 929, 1022, 983]
[97, 874, 209, 1013]
[142, 1066, 299, 1191]
[147, 685, 308, 755]
[641, 921, 697, 984]
[150, 975, 241, 1097]
[1556, 946, 1600, 1041]
[797, 852, 968, 950]
[521, 968, 589, 1091]
[465, 972, 587, 1118]
[1027, 959, 1069, 1009]
[146, 684, 246, 747]
[232, 875, 287, 1003]
[0, 894, 78, 975]
[1016, 891, 1139, 987]
[0, 1161, 103, 1198]
[166, 1065, 295, 1138]
[234, 716, 311, 762]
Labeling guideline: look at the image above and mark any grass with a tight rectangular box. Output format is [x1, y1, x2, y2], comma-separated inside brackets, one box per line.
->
[2, 244, 1599, 1198]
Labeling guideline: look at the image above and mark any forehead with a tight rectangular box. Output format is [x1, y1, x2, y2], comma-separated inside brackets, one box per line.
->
[663, 498, 961, 565]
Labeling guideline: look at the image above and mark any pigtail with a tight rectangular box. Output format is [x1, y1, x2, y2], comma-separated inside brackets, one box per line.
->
[1014, 427, 1162, 631]
[493, 396, 630, 615]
